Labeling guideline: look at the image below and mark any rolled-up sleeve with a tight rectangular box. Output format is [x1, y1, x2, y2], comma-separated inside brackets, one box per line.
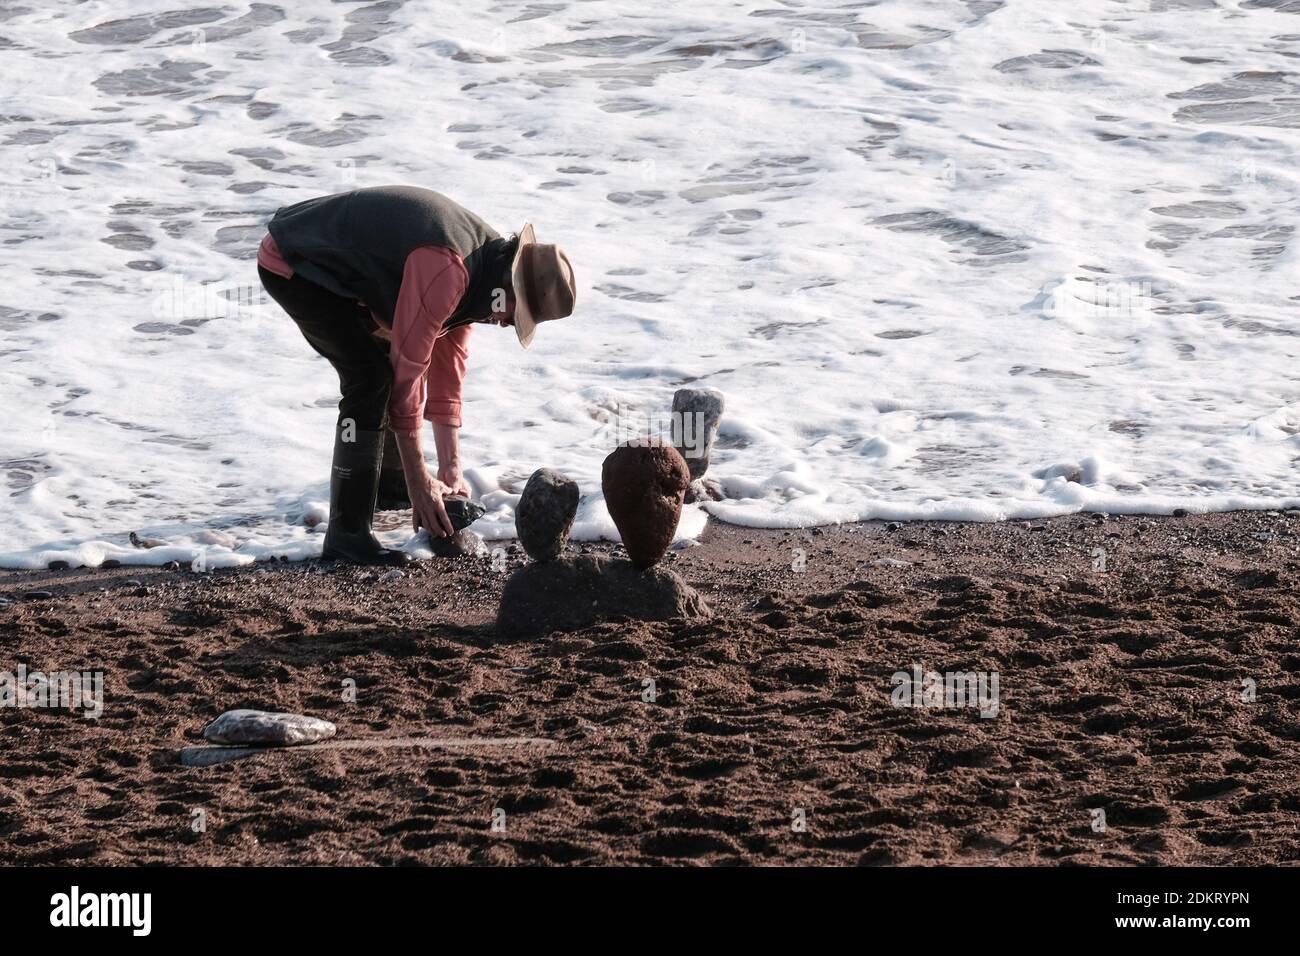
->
[424, 323, 472, 428]
[387, 246, 468, 436]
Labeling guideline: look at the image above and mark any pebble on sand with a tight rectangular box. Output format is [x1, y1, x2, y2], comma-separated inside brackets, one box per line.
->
[195, 529, 237, 548]
[686, 476, 723, 504]
[515, 468, 579, 562]
[431, 529, 485, 558]
[601, 440, 690, 569]
[203, 709, 336, 747]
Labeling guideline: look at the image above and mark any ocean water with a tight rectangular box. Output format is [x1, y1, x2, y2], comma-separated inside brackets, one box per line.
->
[1, 0, 1299, 569]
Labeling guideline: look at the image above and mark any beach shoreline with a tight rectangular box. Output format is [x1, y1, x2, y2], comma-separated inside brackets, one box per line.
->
[2, 509, 1298, 865]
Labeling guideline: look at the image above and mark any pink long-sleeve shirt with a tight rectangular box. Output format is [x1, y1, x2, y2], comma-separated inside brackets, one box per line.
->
[259, 233, 471, 435]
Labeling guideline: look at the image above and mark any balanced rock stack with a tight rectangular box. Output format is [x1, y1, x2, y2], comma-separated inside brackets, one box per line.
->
[671, 387, 725, 503]
[496, 454, 708, 639]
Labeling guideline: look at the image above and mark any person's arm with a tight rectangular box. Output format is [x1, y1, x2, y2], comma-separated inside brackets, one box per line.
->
[393, 431, 454, 537]
[432, 421, 470, 497]
[387, 246, 468, 537]
[424, 322, 473, 496]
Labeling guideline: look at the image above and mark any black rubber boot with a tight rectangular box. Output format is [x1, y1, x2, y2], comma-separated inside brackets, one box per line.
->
[375, 428, 411, 511]
[322, 425, 413, 566]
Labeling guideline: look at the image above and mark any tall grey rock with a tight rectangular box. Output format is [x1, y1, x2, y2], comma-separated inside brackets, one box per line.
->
[671, 387, 725, 481]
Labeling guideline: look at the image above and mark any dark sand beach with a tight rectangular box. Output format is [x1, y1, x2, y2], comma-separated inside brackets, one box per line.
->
[2, 510, 1299, 865]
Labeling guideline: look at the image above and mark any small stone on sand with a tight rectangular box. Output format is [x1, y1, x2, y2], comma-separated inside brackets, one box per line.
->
[516, 468, 579, 562]
[684, 476, 723, 504]
[431, 529, 485, 558]
[602, 440, 689, 569]
[195, 529, 236, 548]
[203, 709, 336, 747]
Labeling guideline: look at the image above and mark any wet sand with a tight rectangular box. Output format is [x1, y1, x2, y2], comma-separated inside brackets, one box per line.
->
[2, 510, 1299, 865]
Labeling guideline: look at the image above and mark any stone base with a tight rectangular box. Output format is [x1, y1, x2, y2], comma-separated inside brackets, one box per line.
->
[496, 555, 709, 640]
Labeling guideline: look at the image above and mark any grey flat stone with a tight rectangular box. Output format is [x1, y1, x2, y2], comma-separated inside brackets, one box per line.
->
[202, 709, 336, 746]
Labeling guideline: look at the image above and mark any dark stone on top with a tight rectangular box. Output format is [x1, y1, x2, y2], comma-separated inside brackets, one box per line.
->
[516, 468, 579, 562]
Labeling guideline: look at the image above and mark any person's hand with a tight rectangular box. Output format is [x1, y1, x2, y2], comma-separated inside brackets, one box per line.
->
[409, 472, 455, 538]
[438, 466, 471, 499]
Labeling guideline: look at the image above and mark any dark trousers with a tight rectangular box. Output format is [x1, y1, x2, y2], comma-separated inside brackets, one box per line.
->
[258, 265, 392, 432]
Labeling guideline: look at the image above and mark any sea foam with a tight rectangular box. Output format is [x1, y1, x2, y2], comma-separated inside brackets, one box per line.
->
[2, 1, 1298, 568]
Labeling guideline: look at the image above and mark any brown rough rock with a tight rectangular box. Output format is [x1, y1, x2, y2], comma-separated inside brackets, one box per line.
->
[601, 441, 689, 568]
[496, 554, 708, 639]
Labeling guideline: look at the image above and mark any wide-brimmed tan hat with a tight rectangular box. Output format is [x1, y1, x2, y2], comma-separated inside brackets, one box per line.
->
[510, 223, 575, 348]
